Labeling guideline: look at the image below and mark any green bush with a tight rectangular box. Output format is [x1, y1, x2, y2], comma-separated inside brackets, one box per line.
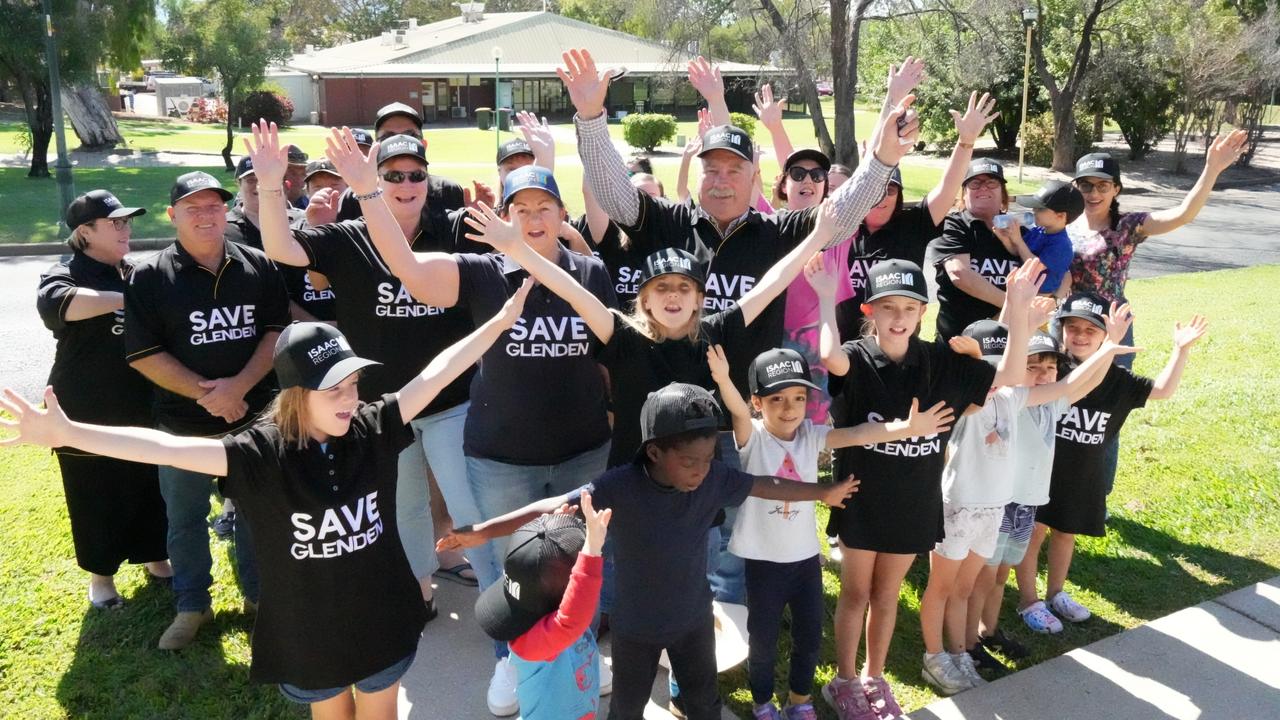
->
[1021, 111, 1094, 167]
[622, 113, 678, 152]
[239, 90, 295, 128]
[729, 111, 757, 138]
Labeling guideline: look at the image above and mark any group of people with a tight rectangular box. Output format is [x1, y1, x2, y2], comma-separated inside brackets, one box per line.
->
[6, 49, 1247, 720]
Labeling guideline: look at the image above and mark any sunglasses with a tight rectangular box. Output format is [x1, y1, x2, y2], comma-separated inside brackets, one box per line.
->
[966, 178, 1003, 191]
[1075, 180, 1116, 194]
[787, 166, 828, 183]
[381, 169, 428, 184]
[97, 217, 134, 231]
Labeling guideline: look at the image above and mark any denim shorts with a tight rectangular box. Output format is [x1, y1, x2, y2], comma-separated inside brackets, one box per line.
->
[278, 651, 416, 704]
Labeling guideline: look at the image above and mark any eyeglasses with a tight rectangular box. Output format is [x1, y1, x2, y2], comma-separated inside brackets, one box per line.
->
[966, 178, 1003, 191]
[381, 169, 428, 184]
[1075, 180, 1115, 194]
[97, 217, 133, 231]
[787, 166, 828, 184]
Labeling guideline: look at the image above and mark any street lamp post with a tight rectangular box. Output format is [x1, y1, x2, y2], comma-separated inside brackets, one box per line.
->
[492, 46, 503, 158]
[42, 0, 75, 229]
[1018, 5, 1040, 183]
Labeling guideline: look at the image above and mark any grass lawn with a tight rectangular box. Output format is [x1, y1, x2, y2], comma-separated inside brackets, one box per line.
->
[1, 264, 1276, 718]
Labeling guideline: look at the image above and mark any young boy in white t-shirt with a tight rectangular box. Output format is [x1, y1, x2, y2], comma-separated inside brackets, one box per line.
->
[918, 312, 1136, 696]
[708, 345, 953, 720]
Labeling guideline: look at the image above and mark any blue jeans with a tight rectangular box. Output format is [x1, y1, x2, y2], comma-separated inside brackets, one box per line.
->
[278, 650, 416, 704]
[467, 441, 611, 656]
[397, 402, 498, 586]
[158, 462, 258, 612]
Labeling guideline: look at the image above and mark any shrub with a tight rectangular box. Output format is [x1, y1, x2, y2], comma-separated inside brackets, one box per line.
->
[622, 113, 678, 152]
[1021, 111, 1094, 167]
[185, 97, 228, 124]
[729, 111, 757, 138]
[239, 90, 295, 127]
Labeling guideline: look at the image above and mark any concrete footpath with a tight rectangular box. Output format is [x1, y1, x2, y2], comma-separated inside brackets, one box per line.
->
[908, 576, 1280, 720]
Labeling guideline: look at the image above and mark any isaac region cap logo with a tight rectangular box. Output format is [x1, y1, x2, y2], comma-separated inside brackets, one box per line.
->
[65, 189, 146, 229]
[501, 165, 561, 206]
[170, 171, 234, 205]
[1074, 152, 1121, 183]
[376, 134, 428, 166]
[748, 347, 822, 396]
[274, 322, 381, 391]
[638, 247, 705, 290]
[865, 258, 928, 303]
[962, 318, 1010, 362]
[964, 158, 1006, 184]
[698, 124, 754, 162]
[1056, 291, 1109, 330]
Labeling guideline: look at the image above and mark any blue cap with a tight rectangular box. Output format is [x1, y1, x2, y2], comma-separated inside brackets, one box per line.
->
[501, 165, 561, 206]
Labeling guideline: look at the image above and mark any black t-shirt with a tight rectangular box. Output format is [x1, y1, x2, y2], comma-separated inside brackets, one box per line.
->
[37, 251, 152, 427]
[931, 210, 1023, 340]
[454, 250, 615, 465]
[335, 175, 465, 224]
[220, 395, 427, 688]
[124, 241, 291, 436]
[224, 205, 337, 322]
[1038, 364, 1153, 537]
[293, 215, 483, 417]
[578, 459, 754, 642]
[621, 190, 817, 367]
[838, 200, 942, 332]
[595, 306, 749, 467]
[576, 215, 647, 312]
[827, 336, 996, 553]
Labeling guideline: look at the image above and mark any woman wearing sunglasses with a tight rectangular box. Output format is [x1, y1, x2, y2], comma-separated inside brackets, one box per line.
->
[36, 190, 172, 610]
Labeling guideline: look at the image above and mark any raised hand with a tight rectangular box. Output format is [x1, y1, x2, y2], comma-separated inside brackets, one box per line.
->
[948, 335, 982, 359]
[496, 278, 534, 329]
[243, 120, 289, 188]
[1028, 296, 1057, 330]
[874, 95, 920, 166]
[1106, 301, 1134, 344]
[822, 474, 860, 508]
[905, 398, 955, 437]
[464, 180, 497, 209]
[515, 111, 555, 164]
[324, 126, 379, 195]
[1172, 314, 1209, 350]
[556, 49, 613, 119]
[0, 387, 71, 449]
[687, 56, 725, 101]
[950, 91, 1000, 145]
[812, 198, 840, 243]
[435, 526, 483, 551]
[706, 344, 732, 386]
[804, 250, 841, 299]
[1005, 258, 1046, 308]
[683, 132, 704, 160]
[1205, 129, 1247, 175]
[306, 187, 342, 226]
[886, 57, 926, 106]
[696, 107, 714, 137]
[580, 491, 612, 556]
[752, 83, 785, 127]
[463, 201, 524, 253]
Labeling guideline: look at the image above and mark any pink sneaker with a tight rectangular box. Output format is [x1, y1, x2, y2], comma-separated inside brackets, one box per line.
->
[861, 676, 903, 719]
[821, 677, 879, 720]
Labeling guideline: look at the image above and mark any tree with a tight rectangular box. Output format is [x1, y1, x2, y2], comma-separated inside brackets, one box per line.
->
[160, 0, 290, 171]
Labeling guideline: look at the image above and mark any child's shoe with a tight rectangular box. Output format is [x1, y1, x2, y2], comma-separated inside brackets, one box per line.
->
[967, 642, 1011, 675]
[1019, 600, 1064, 634]
[921, 652, 970, 696]
[950, 651, 987, 688]
[821, 676, 879, 720]
[597, 654, 612, 695]
[486, 657, 519, 716]
[979, 627, 1029, 659]
[1049, 590, 1091, 622]
[752, 702, 783, 720]
[860, 676, 903, 719]
[783, 702, 818, 720]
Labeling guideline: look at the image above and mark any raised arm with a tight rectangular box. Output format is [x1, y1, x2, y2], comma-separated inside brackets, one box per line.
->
[398, 280, 532, 423]
[1, 387, 227, 476]
[462, 203, 615, 343]
[515, 111, 556, 172]
[560, 49, 641, 226]
[826, 398, 955, 449]
[436, 490, 582, 552]
[821, 94, 919, 243]
[865, 57, 925, 167]
[1149, 315, 1208, 400]
[1029, 302, 1136, 405]
[581, 183, 612, 246]
[687, 57, 731, 126]
[811, 256, 852, 376]
[749, 473, 858, 507]
[754, 84, 794, 164]
[677, 110, 711, 205]
[1142, 130, 1246, 237]
[738, 201, 840, 325]
[707, 345, 753, 448]
[245, 120, 311, 267]
[992, 259, 1043, 388]
[927, 92, 999, 224]
[323, 125, 463, 307]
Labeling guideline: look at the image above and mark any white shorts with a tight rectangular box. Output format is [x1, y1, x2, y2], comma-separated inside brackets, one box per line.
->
[935, 503, 1005, 561]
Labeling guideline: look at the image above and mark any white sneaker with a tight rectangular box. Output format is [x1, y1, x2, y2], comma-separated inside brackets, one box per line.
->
[951, 651, 987, 688]
[1049, 591, 1091, 623]
[487, 657, 519, 717]
[827, 536, 843, 565]
[598, 654, 613, 695]
[921, 651, 970, 696]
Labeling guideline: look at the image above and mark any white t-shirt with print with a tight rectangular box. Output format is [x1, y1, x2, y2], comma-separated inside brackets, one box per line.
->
[942, 386, 1030, 506]
[729, 418, 830, 563]
[1010, 396, 1071, 506]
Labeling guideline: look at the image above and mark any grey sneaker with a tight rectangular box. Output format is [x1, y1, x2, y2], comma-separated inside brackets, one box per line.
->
[921, 651, 971, 696]
[821, 677, 878, 720]
[951, 651, 988, 688]
[157, 608, 213, 650]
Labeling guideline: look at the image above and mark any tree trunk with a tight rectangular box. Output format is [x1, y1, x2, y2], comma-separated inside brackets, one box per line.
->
[18, 75, 53, 178]
[757, 0, 835, 158]
[61, 83, 124, 150]
[829, 0, 859, 168]
[221, 86, 236, 172]
[1050, 96, 1077, 173]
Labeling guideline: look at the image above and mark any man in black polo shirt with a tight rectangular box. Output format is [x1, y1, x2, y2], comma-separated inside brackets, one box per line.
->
[124, 170, 291, 650]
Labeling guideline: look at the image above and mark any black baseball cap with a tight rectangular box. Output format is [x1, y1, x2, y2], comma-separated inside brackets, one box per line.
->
[783, 148, 831, 172]
[65, 189, 146, 229]
[474, 514, 585, 642]
[888, 166, 903, 189]
[637, 248, 705, 290]
[1057, 291, 1109, 331]
[170, 171, 234, 205]
[377, 135, 428, 166]
[304, 159, 341, 182]
[502, 165, 561, 206]
[273, 322, 381, 391]
[748, 348, 822, 396]
[375, 102, 422, 131]
[865, 259, 929, 303]
[962, 319, 1009, 364]
[698, 125, 754, 162]
[497, 138, 534, 165]
[636, 383, 722, 461]
[1028, 330, 1064, 358]
[964, 159, 1006, 184]
[286, 145, 308, 165]
[1074, 152, 1121, 183]
[1016, 179, 1086, 223]
[235, 156, 256, 179]
[351, 128, 374, 148]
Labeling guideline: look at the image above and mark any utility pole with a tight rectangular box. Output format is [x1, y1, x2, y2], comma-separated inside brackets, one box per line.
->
[42, 0, 76, 229]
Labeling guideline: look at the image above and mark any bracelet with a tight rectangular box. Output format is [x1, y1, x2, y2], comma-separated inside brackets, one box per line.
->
[262, 188, 283, 195]
[957, 141, 975, 149]
[354, 188, 383, 201]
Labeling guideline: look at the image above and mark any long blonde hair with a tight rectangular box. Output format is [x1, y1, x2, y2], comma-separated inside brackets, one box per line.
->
[265, 386, 312, 450]
[620, 282, 705, 343]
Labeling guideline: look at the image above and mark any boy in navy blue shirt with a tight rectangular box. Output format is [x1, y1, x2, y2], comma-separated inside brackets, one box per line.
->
[440, 383, 857, 720]
[995, 180, 1085, 298]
